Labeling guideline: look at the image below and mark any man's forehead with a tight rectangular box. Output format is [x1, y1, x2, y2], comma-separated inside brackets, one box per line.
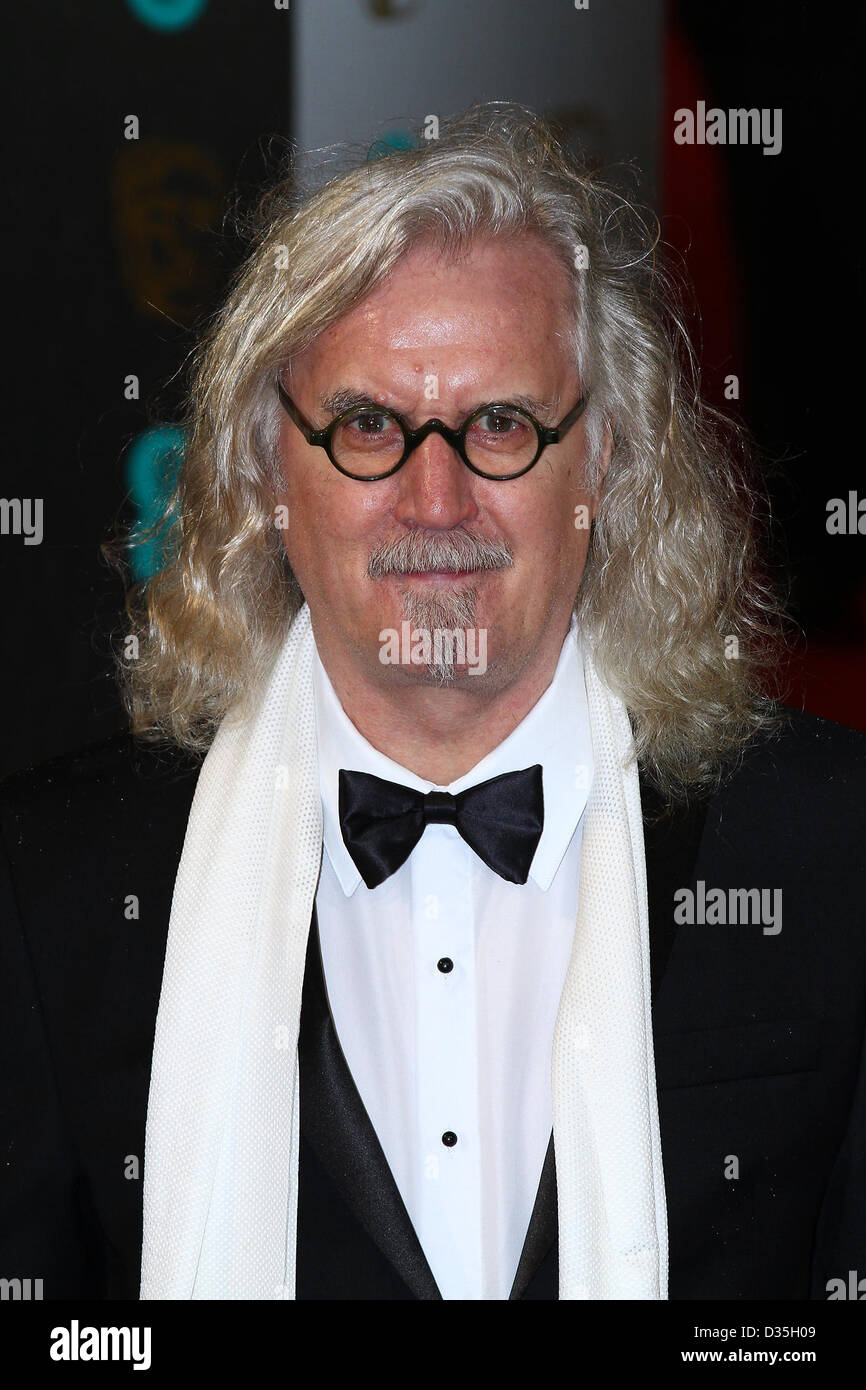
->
[320, 235, 573, 340]
[291, 235, 577, 417]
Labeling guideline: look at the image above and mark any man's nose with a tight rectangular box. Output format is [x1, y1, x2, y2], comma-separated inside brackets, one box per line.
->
[391, 431, 480, 531]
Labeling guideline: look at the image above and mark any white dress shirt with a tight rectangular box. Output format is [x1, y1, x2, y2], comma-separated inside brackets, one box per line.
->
[312, 617, 594, 1299]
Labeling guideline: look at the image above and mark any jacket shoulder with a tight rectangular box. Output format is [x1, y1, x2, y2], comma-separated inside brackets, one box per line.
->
[0, 729, 202, 815]
[698, 705, 866, 879]
[0, 730, 203, 881]
[0, 730, 202, 810]
[726, 705, 866, 803]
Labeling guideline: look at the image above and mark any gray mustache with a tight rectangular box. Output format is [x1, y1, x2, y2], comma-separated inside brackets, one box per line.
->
[367, 530, 514, 578]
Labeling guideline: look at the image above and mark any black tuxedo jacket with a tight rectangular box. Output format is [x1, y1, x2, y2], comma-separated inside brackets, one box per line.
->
[1, 708, 865, 1300]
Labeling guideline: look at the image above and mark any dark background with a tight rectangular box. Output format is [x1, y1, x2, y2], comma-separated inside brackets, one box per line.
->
[1, 0, 862, 777]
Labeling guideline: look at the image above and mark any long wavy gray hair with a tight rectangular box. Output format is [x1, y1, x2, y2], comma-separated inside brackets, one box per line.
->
[104, 102, 790, 802]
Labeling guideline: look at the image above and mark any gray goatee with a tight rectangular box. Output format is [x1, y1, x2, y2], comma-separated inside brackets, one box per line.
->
[367, 529, 513, 684]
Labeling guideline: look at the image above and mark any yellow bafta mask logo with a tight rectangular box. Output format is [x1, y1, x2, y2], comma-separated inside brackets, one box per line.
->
[112, 138, 224, 324]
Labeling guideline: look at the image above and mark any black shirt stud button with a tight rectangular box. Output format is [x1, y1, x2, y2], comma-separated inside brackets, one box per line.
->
[437, 957, 453, 973]
[441, 1131, 458, 1147]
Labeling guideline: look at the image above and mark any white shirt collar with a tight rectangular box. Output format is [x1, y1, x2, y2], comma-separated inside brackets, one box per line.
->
[313, 616, 593, 896]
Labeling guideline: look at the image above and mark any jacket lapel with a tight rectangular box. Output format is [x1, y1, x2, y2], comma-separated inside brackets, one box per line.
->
[298, 906, 442, 1299]
[508, 1131, 558, 1298]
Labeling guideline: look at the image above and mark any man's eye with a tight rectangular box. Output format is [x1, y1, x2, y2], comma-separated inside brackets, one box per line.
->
[468, 409, 533, 443]
[476, 411, 517, 433]
[333, 411, 404, 457]
[346, 411, 394, 434]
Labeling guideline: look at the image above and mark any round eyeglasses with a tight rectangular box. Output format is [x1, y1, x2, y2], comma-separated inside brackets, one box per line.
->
[275, 378, 590, 481]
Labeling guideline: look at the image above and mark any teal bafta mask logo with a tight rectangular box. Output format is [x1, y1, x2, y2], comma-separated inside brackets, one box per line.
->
[126, 426, 185, 581]
[367, 127, 420, 161]
[125, 0, 209, 31]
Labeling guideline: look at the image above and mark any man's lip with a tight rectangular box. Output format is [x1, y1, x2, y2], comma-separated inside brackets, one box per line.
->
[394, 568, 483, 580]
[370, 567, 505, 584]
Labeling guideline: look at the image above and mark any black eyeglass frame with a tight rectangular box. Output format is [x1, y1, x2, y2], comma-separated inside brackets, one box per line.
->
[275, 378, 590, 481]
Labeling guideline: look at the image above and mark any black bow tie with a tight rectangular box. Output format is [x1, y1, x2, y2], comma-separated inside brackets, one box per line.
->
[338, 765, 544, 889]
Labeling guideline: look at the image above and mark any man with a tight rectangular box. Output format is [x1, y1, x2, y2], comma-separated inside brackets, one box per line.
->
[1, 105, 864, 1301]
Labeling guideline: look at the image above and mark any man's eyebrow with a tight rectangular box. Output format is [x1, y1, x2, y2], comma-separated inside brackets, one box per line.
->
[317, 386, 561, 421]
[318, 387, 382, 417]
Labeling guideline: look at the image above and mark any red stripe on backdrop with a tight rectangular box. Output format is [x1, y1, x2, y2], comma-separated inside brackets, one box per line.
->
[661, 13, 865, 733]
[661, 18, 745, 400]
[782, 643, 866, 732]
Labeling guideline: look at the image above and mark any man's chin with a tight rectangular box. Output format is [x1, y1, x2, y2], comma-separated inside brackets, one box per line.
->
[391, 658, 488, 689]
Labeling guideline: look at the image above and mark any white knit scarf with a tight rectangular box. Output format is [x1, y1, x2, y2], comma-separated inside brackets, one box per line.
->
[140, 603, 667, 1299]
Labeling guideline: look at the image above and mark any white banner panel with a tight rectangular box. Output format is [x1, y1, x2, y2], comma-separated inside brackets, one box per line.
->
[292, 0, 662, 201]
